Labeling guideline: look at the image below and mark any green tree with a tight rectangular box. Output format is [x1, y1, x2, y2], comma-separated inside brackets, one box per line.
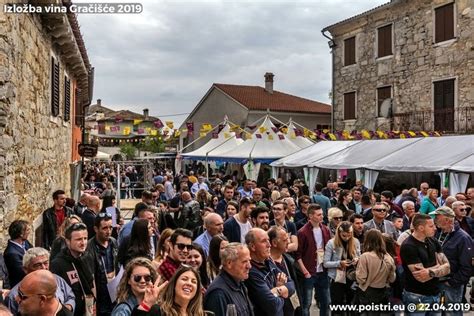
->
[138, 136, 166, 153]
[119, 143, 137, 160]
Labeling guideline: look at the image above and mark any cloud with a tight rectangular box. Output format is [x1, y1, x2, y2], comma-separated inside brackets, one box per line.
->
[77, 0, 388, 125]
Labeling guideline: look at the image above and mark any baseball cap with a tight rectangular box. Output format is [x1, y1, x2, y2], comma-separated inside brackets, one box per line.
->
[429, 206, 455, 217]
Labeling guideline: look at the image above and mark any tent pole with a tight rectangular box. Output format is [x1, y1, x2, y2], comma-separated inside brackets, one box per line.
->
[205, 155, 209, 179]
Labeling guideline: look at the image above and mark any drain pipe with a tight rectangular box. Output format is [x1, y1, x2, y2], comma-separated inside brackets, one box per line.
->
[321, 29, 336, 132]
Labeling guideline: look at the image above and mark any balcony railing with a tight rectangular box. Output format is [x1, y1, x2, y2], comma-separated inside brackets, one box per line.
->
[392, 106, 473, 134]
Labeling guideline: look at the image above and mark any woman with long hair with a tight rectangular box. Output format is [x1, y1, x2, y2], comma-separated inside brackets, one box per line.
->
[420, 188, 439, 215]
[185, 243, 210, 288]
[209, 195, 219, 212]
[112, 257, 158, 316]
[207, 234, 228, 282]
[154, 228, 174, 266]
[356, 229, 396, 310]
[336, 189, 355, 220]
[225, 201, 238, 221]
[119, 219, 154, 267]
[133, 265, 205, 316]
[50, 215, 82, 260]
[323, 221, 361, 313]
[196, 189, 210, 210]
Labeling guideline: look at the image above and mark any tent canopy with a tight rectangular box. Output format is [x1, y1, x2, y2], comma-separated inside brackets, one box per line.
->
[285, 121, 314, 149]
[271, 135, 474, 173]
[181, 123, 244, 160]
[208, 116, 303, 163]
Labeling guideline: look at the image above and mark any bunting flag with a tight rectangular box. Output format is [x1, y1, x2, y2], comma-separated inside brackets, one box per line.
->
[361, 130, 371, 139]
[247, 125, 257, 130]
[150, 130, 158, 136]
[278, 134, 285, 140]
[294, 128, 303, 137]
[114, 116, 123, 123]
[328, 133, 337, 141]
[376, 131, 387, 139]
[200, 132, 207, 137]
[218, 124, 225, 132]
[202, 123, 212, 131]
[224, 132, 230, 139]
[123, 127, 131, 135]
[268, 134, 274, 140]
[174, 129, 181, 137]
[154, 120, 164, 128]
[408, 131, 417, 137]
[212, 132, 219, 139]
[137, 128, 144, 134]
[259, 126, 267, 133]
[256, 134, 262, 139]
[280, 127, 288, 134]
[235, 132, 242, 139]
[165, 121, 174, 129]
[271, 127, 278, 133]
[420, 131, 429, 137]
[133, 119, 143, 125]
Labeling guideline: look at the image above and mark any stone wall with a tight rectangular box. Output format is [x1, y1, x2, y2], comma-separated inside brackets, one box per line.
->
[329, 0, 474, 131]
[0, 12, 74, 247]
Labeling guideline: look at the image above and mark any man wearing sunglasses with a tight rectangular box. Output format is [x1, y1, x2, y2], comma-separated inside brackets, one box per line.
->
[17, 270, 72, 316]
[363, 202, 399, 241]
[5, 247, 75, 315]
[50, 223, 96, 316]
[87, 213, 118, 316]
[158, 228, 193, 281]
[452, 201, 474, 238]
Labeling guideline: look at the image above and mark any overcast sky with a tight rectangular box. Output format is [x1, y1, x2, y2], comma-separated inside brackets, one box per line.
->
[77, 0, 387, 126]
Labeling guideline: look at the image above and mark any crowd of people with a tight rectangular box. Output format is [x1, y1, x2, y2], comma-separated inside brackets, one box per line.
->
[1, 166, 474, 316]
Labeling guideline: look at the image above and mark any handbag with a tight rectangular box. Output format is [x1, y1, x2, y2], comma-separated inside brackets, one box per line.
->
[72, 262, 96, 316]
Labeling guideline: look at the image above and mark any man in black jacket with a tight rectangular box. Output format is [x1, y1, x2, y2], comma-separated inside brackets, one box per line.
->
[87, 213, 118, 316]
[50, 223, 95, 316]
[42, 190, 73, 250]
[204, 243, 254, 316]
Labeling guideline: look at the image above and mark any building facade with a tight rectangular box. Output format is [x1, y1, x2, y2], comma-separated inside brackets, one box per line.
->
[180, 73, 331, 151]
[323, 0, 473, 133]
[0, 5, 92, 245]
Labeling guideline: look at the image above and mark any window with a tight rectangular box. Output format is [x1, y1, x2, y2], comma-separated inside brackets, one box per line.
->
[344, 92, 356, 120]
[433, 79, 455, 131]
[377, 86, 392, 117]
[316, 124, 330, 130]
[344, 37, 356, 66]
[377, 24, 392, 58]
[435, 3, 454, 43]
[64, 76, 71, 122]
[50, 57, 60, 116]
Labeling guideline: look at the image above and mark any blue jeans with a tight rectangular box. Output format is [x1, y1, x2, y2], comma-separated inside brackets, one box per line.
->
[438, 283, 464, 316]
[302, 272, 330, 316]
[403, 290, 441, 316]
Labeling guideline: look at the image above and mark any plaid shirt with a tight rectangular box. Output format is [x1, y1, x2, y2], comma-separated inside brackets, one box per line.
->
[159, 256, 181, 281]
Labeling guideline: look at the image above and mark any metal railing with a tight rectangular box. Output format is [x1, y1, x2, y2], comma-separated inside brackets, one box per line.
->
[392, 106, 473, 133]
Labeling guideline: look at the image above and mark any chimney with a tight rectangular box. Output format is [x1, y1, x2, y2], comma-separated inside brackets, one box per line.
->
[264, 72, 274, 94]
[143, 108, 149, 119]
[97, 99, 101, 106]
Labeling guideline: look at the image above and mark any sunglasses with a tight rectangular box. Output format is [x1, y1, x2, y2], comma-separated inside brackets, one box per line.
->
[69, 223, 88, 230]
[373, 208, 387, 213]
[132, 274, 152, 283]
[97, 212, 112, 219]
[459, 208, 467, 211]
[175, 243, 194, 251]
[333, 217, 343, 220]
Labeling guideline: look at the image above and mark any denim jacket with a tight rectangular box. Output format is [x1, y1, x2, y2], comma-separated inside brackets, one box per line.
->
[323, 238, 361, 280]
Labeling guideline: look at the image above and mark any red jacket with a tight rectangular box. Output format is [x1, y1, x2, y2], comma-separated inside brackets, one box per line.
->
[296, 221, 331, 275]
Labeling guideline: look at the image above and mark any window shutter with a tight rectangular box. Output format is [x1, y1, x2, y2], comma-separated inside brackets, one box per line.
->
[377, 86, 391, 116]
[64, 77, 71, 121]
[378, 25, 392, 57]
[74, 88, 82, 126]
[344, 92, 356, 120]
[51, 57, 60, 116]
[435, 3, 454, 43]
[344, 37, 355, 66]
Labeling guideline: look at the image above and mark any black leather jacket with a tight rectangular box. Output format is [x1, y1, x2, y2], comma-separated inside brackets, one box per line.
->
[42, 206, 73, 250]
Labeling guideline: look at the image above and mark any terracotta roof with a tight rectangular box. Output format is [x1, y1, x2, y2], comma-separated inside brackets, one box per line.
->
[87, 104, 116, 117]
[213, 83, 331, 114]
[322, 1, 393, 32]
[97, 110, 158, 122]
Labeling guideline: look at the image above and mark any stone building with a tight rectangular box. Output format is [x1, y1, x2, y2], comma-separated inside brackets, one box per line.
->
[180, 72, 331, 151]
[0, 4, 93, 246]
[322, 0, 473, 133]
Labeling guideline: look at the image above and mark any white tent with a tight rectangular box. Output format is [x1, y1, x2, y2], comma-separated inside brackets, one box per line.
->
[285, 121, 314, 149]
[271, 135, 474, 191]
[211, 116, 302, 163]
[181, 123, 244, 160]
